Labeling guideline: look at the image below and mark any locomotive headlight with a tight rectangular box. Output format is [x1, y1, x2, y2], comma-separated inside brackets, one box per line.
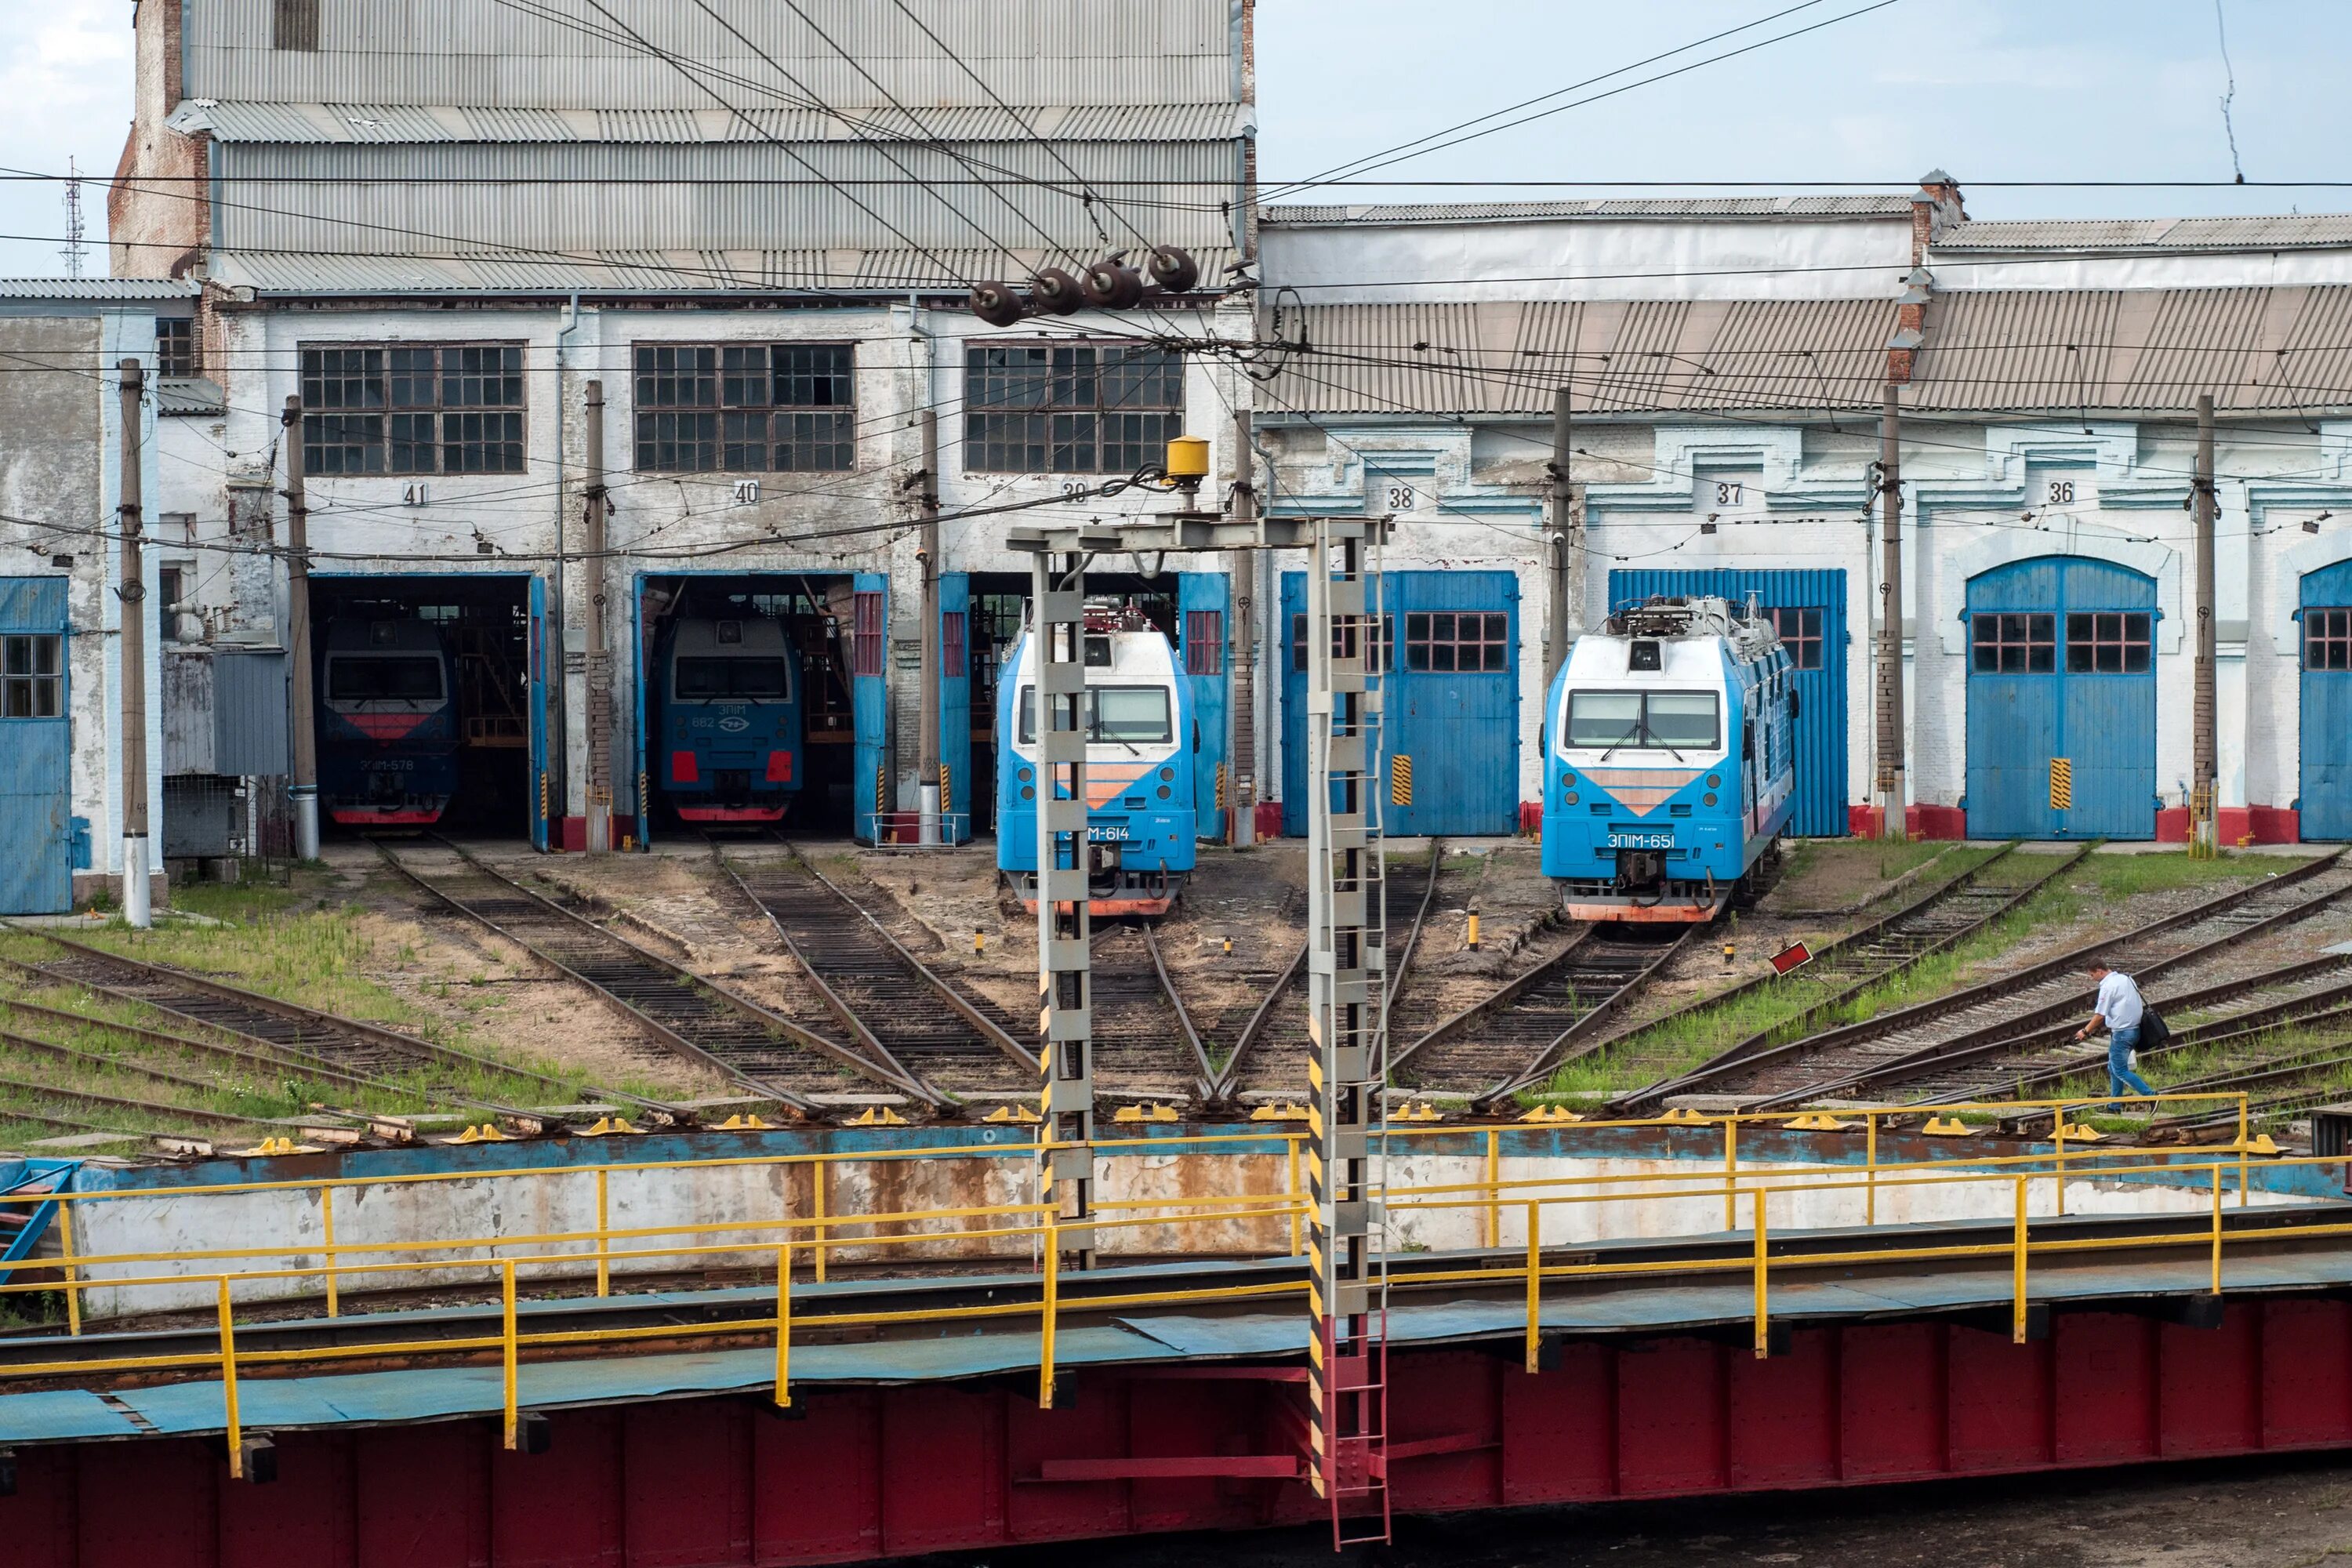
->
[1156, 785, 1171, 799]
[1560, 771, 1574, 786]
[1706, 774, 1721, 789]
[1018, 767, 1033, 783]
[1703, 793, 1718, 807]
[1563, 790, 1580, 805]
[1158, 767, 1174, 782]
[1020, 786, 1035, 800]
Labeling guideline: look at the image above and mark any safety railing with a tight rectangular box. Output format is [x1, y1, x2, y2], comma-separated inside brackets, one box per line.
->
[0, 1094, 2321, 1477]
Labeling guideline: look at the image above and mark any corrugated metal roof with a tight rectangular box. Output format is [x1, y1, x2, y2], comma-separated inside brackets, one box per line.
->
[0, 278, 199, 300]
[1938, 214, 2352, 252]
[182, 0, 1238, 114]
[180, 99, 1244, 144]
[1262, 196, 1912, 227]
[1257, 299, 1899, 416]
[210, 246, 1240, 295]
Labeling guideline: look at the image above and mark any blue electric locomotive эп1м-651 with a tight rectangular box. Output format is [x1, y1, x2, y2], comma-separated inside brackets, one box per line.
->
[655, 616, 804, 824]
[996, 601, 1195, 916]
[317, 617, 459, 826]
[1542, 596, 1797, 922]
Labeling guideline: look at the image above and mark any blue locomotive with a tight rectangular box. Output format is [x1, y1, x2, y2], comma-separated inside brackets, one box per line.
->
[655, 616, 803, 824]
[318, 617, 459, 826]
[997, 601, 1194, 916]
[1541, 596, 1796, 921]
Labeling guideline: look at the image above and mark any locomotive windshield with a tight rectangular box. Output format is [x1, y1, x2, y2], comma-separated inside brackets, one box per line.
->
[1565, 690, 1719, 750]
[327, 656, 443, 702]
[1017, 685, 1173, 746]
[674, 657, 791, 700]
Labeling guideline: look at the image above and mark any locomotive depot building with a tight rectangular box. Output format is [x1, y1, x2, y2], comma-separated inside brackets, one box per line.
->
[9, 1, 2352, 913]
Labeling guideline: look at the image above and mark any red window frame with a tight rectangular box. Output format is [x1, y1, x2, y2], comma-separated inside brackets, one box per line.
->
[1183, 610, 1224, 675]
[1767, 606, 1824, 670]
[851, 591, 885, 678]
[1970, 612, 2055, 673]
[2307, 607, 2352, 670]
[941, 610, 967, 678]
[1403, 610, 1508, 673]
[1290, 613, 1392, 673]
[2063, 611, 2151, 673]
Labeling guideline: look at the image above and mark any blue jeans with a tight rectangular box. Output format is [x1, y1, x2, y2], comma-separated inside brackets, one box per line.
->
[2107, 1023, 2155, 1106]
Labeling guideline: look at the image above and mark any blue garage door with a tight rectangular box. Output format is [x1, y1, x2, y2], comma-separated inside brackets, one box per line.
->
[0, 578, 71, 913]
[1281, 571, 1518, 837]
[851, 573, 889, 842]
[2299, 561, 2352, 839]
[1965, 557, 2157, 840]
[1610, 568, 1849, 837]
[1178, 572, 1229, 840]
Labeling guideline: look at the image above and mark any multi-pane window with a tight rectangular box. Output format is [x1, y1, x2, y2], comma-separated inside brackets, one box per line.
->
[2063, 612, 2152, 673]
[1183, 610, 1224, 675]
[964, 343, 1182, 474]
[633, 344, 855, 473]
[2, 634, 60, 718]
[1970, 612, 2055, 673]
[299, 345, 524, 476]
[154, 318, 197, 378]
[941, 611, 967, 678]
[2307, 608, 2352, 670]
[850, 592, 885, 677]
[1290, 614, 1392, 673]
[1405, 611, 1508, 673]
[1767, 606, 1824, 670]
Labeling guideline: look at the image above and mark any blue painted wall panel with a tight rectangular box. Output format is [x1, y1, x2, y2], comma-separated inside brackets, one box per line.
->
[2299, 559, 2352, 839]
[0, 578, 71, 912]
[1280, 570, 1515, 837]
[1178, 572, 1229, 840]
[938, 572, 971, 844]
[1965, 557, 2157, 840]
[1610, 568, 1849, 836]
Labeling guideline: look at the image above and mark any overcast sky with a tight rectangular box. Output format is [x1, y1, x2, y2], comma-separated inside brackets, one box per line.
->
[4, 0, 2350, 278]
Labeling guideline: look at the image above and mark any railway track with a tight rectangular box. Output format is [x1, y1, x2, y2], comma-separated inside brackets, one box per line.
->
[1709, 851, 2352, 1112]
[1606, 842, 2082, 1112]
[1087, 921, 1219, 1102]
[1212, 840, 1446, 1102]
[7, 935, 575, 1128]
[714, 844, 1039, 1105]
[1393, 923, 1696, 1102]
[376, 837, 930, 1113]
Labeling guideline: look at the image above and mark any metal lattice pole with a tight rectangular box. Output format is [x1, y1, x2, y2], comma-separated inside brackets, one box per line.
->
[1305, 518, 1388, 1526]
[1033, 552, 1096, 1274]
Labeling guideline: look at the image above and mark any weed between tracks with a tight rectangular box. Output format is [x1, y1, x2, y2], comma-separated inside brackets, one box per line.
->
[1538, 851, 2301, 1100]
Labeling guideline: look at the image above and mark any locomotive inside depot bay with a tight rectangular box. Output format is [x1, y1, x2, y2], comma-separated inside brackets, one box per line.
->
[654, 613, 804, 825]
[317, 617, 459, 826]
[1543, 596, 1797, 921]
[997, 600, 1195, 916]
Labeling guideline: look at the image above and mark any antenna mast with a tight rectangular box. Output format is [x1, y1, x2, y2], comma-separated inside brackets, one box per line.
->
[60, 158, 87, 278]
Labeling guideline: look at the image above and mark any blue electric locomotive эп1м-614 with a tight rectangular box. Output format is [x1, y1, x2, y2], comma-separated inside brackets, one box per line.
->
[996, 601, 1195, 916]
[317, 617, 459, 826]
[1542, 596, 1797, 922]
[655, 616, 804, 824]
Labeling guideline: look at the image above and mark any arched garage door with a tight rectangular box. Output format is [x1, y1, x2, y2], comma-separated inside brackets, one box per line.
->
[2300, 559, 2352, 839]
[1965, 557, 2157, 840]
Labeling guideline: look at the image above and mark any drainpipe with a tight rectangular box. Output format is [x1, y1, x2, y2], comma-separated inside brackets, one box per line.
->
[550, 293, 579, 850]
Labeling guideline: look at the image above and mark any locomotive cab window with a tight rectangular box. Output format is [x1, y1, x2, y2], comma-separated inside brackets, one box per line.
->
[1017, 685, 1172, 746]
[1563, 690, 1719, 751]
[326, 655, 443, 702]
[674, 657, 791, 700]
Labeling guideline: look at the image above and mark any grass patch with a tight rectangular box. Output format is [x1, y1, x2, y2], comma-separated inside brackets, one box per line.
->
[1553, 849, 2303, 1098]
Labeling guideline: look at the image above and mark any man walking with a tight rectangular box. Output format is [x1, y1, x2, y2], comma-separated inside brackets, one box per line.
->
[2074, 957, 2156, 1109]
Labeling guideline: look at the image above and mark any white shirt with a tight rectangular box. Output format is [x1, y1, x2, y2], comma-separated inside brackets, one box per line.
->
[2094, 971, 2144, 1033]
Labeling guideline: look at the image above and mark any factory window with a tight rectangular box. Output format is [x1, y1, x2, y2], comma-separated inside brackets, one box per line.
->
[2, 634, 61, 718]
[1767, 606, 1824, 670]
[964, 343, 1182, 474]
[633, 343, 855, 474]
[1290, 613, 1392, 673]
[299, 344, 524, 477]
[850, 591, 885, 678]
[1183, 610, 1223, 675]
[2307, 608, 2352, 670]
[2063, 611, 2151, 673]
[941, 610, 966, 677]
[1404, 611, 1508, 673]
[154, 318, 197, 378]
[1970, 612, 2055, 673]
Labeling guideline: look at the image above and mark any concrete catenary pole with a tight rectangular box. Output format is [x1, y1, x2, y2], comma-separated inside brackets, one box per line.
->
[583, 379, 612, 854]
[1875, 383, 1907, 840]
[282, 395, 320, 862]
[1228, 408, 1257, 848]
[1546, 387, 1579, 688]
[116, 360, 151, 927]
[916, 406, 942, 845]
[2193, 392, 2219, 857]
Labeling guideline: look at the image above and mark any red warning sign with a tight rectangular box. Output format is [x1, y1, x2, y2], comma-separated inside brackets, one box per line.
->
[1769, 941, 1813, 976]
